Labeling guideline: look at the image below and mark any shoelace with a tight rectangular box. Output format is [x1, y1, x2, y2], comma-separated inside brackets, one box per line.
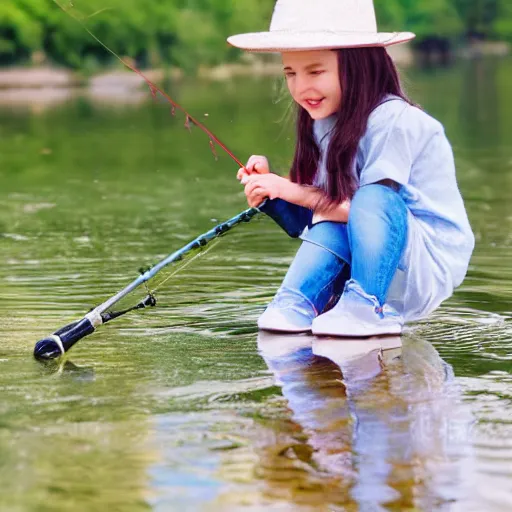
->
[342, 282, 401, 319]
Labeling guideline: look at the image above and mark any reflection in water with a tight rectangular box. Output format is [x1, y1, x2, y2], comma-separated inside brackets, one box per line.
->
[37, 359, 96, 382]
[459, 58, 501, 147]
[254, 332, 474, 510]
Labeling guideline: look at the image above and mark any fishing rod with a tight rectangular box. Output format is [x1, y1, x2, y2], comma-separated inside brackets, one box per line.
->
[33, 2, 312, 360]
[33, 194, 310, 360]
[32, 2, 255, 360]
[34, 207, 261, 360]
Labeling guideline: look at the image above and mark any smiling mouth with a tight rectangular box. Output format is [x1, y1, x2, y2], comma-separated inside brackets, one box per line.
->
[304, 98, 324, 108]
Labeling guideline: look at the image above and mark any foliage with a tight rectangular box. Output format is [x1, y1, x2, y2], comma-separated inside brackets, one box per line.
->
[494, 1, 512, 41]
[0, 0, 511, 69]
[453, 0, 498, 35]
[398, 0, 464, 38]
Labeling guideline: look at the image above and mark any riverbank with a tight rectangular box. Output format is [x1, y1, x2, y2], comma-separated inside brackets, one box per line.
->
[0, 45, 417, 91]
[0, 42, 508, 108]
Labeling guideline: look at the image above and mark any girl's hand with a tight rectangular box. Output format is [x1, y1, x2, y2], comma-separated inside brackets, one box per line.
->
[243, 173, 291, 207]
[237, 155, 270, 182]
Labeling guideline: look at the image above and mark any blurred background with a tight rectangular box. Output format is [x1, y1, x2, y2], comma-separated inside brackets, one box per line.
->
[1, 1, 511, 511]
[0, 0, 511, 77]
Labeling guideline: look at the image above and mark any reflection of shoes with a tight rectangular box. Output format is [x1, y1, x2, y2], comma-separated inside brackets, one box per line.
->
[257, 331, 315, 358]
[313, 336, 402, 364]
[312, 280, 403, 337]
[258, 288, 316, 333]
[313, 336, 402, 382]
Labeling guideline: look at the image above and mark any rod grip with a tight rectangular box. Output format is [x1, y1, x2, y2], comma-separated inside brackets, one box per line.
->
[34, 318, 96, 360]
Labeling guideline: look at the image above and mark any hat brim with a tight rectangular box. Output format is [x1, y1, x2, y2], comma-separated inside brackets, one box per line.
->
[228, 30, 415, 52]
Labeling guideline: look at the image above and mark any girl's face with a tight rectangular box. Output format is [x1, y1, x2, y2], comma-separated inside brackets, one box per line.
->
[282, 50, 341, 120]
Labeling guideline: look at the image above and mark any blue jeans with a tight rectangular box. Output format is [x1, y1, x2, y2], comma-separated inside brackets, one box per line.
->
[276, 184, 408, 312]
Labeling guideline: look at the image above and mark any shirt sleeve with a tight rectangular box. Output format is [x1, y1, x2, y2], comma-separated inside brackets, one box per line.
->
[358, 102, 414, 187]
[258, 198, 312, 238]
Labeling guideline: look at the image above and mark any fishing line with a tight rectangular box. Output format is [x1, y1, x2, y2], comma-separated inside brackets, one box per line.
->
[32, 2, 266, 360]
[53, 0, 246, 169]
[150, 239, 220, 295]
[99, 240, 218, 322]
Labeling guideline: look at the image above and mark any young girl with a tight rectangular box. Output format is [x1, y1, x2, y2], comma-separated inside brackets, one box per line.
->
[228, 0, 475, 337]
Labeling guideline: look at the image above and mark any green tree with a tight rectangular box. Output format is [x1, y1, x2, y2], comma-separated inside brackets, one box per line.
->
[46, 0, 179, 68]
[493, 1, 512, 41]
[400, 0, 463, 39]
[1, 0, 511, 71]
[374, 0, 406, 32]
[171, 0, 275, 69]
[0, 0, 47, 60]
[453, 0, 498, 36]
[451, 0, 512, 41]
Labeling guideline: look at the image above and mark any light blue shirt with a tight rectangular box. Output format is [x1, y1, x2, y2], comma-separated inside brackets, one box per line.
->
[313, 96, 475, 319]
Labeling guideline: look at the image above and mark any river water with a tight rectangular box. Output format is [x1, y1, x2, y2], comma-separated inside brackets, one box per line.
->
[0, 58, 511, 511]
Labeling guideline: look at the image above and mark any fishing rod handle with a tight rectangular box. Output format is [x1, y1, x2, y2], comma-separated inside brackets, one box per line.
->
[33, 311, 103, 360]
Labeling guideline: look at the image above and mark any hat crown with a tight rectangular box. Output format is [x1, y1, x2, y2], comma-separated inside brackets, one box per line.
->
[270, 0, 378, 33]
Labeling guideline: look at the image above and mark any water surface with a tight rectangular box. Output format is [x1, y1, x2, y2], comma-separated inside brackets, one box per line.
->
[1, 58, 511, 511]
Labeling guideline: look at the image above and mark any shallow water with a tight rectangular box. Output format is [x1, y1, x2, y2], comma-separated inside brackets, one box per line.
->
[0, 58, 511, 511]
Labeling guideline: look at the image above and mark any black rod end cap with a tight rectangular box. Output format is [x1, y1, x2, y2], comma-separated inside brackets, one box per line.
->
[34, 338, 63, 360]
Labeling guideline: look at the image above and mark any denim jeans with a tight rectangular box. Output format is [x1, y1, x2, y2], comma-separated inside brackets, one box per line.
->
[276, 184, 409, 312]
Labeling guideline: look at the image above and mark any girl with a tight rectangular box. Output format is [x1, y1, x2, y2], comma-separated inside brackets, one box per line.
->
[228, 0, 475, 337]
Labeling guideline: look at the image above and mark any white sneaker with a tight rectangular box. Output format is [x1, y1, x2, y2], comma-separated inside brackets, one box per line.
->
[258, 288, 316, 333]
[312, 280, 403, 337]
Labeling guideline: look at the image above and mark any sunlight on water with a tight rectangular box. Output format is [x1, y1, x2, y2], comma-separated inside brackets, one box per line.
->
[1, 59, 512, 511]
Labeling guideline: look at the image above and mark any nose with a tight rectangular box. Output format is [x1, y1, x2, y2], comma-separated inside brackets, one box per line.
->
[295, 74, 311, 97]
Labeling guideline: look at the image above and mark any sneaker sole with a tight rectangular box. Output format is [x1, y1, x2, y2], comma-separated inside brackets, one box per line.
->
[312, 324, 402, 338]
[258, 326, 312, 334]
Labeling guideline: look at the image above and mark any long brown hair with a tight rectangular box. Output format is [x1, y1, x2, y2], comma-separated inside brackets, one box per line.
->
[289, 47, 411, 203]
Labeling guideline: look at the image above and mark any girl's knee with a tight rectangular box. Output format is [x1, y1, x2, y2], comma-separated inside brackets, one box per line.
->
[301, 221, 351, 265]
[348, 184, 409, 249]
[350, 184, 407, 225]
[353, 183, 403, 206]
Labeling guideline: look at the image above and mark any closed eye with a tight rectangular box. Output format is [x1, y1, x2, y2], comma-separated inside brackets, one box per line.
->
[310, 70, 325, 76]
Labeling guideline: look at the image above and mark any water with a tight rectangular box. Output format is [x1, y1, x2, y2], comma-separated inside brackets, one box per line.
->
[0, 57, 511, 511]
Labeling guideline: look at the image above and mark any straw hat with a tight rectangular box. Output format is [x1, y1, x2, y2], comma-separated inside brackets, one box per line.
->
[228, 0, 415, 52]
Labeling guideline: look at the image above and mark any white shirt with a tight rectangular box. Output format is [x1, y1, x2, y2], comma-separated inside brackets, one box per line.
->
[313, 96, 475, 321]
